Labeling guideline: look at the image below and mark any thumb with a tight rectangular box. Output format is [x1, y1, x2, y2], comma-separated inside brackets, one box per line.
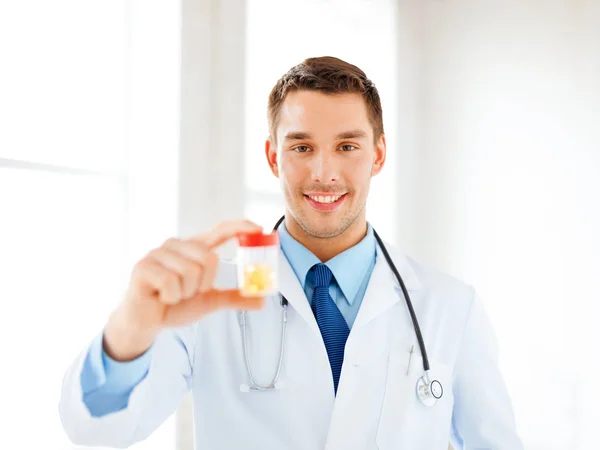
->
[207, 288, 266, 311]
[163, 289, 265, 327]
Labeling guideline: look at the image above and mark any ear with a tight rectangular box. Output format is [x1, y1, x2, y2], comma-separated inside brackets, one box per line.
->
[371, 134, 387, 176]
[265, 138, 280, 178]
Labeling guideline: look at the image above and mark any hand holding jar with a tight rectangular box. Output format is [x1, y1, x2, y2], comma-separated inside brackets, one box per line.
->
[103, 220, 266, 362]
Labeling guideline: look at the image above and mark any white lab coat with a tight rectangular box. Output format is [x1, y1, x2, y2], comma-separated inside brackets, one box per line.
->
[59, 242, 523, 449]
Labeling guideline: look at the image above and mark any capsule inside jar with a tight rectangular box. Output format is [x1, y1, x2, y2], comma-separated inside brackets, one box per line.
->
[236, 230, 279, 297]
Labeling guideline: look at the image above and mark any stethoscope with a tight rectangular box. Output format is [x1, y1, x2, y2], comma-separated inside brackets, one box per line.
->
[238, 216, 444, 407]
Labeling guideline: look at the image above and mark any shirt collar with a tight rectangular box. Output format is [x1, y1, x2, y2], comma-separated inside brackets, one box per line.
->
[278, 221, 377, 306]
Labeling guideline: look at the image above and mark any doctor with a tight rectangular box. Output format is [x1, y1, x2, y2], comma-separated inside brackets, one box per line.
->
[59, 56, 523, 449]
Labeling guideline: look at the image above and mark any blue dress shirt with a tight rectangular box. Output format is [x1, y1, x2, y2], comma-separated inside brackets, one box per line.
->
[277, 221, 376, 329]
[80, 221, 377, 416]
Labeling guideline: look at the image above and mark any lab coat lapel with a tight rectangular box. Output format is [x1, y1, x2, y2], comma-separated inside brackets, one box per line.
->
[353, 242, 421, 330]
[277, 242, 421, 335]
[277, 249, 321, 336]
[326, 244, 423, 449]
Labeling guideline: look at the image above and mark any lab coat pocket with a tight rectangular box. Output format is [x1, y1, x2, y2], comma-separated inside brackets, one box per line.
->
[376, 345, 454, 450]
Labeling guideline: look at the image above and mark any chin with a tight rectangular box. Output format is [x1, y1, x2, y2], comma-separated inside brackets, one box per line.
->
[298, 210, 353, 239]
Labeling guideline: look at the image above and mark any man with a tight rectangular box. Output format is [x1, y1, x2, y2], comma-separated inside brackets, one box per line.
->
[59, 56, 523, 449]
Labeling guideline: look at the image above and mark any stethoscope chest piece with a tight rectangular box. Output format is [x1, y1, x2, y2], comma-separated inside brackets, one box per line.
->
[416, 371, 443, 407]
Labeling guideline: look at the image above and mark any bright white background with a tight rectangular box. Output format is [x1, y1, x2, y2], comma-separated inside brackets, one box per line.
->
[0, 0, 178, 449]
[1, 1, 599, 449]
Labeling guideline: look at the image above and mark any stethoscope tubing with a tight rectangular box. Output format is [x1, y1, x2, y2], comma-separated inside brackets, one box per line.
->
[239, 216, 440, 402]
[272, 215, 430, 373]
[371, 228, 430, 372]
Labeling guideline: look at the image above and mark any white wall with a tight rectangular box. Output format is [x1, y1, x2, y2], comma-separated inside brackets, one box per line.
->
[406, 0, 600, 448]
[394, 0, 423, 255]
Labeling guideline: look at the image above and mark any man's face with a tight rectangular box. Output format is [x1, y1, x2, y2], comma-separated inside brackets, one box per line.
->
[265, 90, 386, 239]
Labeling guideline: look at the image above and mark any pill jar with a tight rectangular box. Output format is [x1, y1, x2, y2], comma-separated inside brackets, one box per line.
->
[236, 231, 279, 297]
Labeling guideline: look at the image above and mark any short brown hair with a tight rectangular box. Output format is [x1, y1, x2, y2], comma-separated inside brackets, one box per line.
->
[267, 56, 384, 144]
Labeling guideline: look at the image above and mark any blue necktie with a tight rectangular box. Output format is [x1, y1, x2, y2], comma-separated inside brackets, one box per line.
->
[310, 263, 350, 395]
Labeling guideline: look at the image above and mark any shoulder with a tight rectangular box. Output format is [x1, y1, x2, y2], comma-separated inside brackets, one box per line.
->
[382, 241, 476, 321]
[384, 241, 474, 297]
[381, 243, 493, 368]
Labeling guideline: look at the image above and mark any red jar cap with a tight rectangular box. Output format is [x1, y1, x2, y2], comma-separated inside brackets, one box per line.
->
[237, 231, 280, 247]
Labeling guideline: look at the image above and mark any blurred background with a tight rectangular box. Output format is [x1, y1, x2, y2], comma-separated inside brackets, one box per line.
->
[1, 0, 599, 448]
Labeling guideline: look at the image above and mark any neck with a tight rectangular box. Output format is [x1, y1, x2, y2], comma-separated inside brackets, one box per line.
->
[283, 213, 368, 262]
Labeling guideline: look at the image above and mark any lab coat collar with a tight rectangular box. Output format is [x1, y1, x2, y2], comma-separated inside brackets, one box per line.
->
[278, 249, 321, 336]
[375, 239, 421, 292]
[350, 241, 420, 330]
[278, 239, 421, 334]
[278, 220, 376, 306]
[325, 225, 376, 306]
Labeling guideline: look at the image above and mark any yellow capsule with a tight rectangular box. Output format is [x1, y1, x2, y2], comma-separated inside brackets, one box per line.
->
[242, 263, 275, 295]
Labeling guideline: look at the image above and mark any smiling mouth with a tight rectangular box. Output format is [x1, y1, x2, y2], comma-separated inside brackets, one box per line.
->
[303, 193, 347, 211]
[305, 194, 345, 204]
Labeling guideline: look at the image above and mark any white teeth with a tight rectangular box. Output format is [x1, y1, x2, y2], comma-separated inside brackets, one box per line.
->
[310, 195, 341, 204]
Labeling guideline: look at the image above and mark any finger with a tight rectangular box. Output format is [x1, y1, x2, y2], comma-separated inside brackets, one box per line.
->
[163, 239, 219, 294]
[192, 220, 263, 250]
[135, 260, 182, 305]
[163, 238, 210, 264]
[198, 251, 219, 293]
[148, 247, 200, 300]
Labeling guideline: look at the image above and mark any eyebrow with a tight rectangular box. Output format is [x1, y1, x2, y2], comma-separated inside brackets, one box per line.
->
[283, 129, 368, 142]
[283, 131, 312, 142]
[334, 129, 369, 140]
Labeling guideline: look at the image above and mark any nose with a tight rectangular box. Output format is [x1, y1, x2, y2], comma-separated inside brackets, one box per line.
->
[310, 149, 340, 184]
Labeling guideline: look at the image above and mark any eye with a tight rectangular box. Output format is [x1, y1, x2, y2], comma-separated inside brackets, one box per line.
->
[294, 145, 310, 153]
[340, 144, 357, 152]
